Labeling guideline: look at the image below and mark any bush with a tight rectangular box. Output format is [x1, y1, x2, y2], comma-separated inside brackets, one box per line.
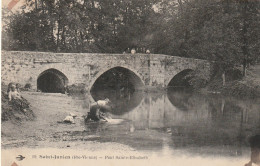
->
[24, 83, 32, 89]
[66, 84, 87, 94]
[188, 68, 210, 90]
[1, 88, 35, 122]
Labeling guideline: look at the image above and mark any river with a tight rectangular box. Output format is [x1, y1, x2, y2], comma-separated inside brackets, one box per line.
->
[2, 89, 260, 166]
[90, 89, 260, 154]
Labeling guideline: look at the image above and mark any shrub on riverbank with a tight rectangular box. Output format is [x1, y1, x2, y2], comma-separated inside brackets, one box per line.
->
[66, 84, 87, 95]
[206, 65, 260, 98]
[1, 84, 35, 122]
[221, 81, 260, 98]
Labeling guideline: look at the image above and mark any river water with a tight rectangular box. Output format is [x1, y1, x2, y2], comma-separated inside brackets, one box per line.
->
[81, 89, 260, 155]
[2, 89, 260, 166]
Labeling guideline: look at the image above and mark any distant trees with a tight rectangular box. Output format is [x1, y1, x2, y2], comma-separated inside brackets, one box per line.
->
[154, 0, 259, 76]
[2, 0, 260, 74]
[2, 0, 160, 53]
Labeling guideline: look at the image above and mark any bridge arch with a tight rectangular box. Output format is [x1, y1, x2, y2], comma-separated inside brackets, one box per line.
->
[37, 68, 68, 93]
[89, 66, 145, 92]
[167, 69, 194, 89]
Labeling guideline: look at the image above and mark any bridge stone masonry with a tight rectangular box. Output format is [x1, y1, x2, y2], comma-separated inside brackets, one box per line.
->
[1, 51, 211, 92]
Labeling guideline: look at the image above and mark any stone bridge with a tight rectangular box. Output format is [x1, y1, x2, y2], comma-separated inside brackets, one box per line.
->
[1, 51, 211, 92]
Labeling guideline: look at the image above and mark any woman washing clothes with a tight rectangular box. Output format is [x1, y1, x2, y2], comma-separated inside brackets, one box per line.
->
[85, 98, 112, 122]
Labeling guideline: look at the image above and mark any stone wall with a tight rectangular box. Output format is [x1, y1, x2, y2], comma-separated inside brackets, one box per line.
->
[1, 51, 210, 91]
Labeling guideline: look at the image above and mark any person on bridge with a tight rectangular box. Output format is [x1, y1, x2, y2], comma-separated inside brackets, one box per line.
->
[131, 48, 136, 54]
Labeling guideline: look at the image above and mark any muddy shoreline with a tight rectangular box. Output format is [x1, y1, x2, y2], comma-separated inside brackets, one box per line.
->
[1, 92, 134, 153]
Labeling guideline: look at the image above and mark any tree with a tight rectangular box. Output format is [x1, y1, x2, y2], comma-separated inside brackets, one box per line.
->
[2, 0, 259, 71]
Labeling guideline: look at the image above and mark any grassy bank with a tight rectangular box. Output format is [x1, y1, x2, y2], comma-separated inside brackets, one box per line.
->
[1, 84, 35, 123]
[204, 64, 260, 98]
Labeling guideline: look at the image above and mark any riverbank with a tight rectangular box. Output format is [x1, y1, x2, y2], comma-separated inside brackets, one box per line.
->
[1, 84, 35, 123]
[203, 64, 260, 98]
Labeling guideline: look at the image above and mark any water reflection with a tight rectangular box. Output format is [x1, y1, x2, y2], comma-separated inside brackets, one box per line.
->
[81, 89, 260, 155]
[91, 89, 144, 115]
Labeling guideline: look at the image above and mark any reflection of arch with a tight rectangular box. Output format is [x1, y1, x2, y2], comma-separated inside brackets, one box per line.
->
[167, 90, 193, 111]
[167, 69, 194, 88]
[37, 68, 68, 93]
[89, 66, 145, 91]
[90, 66, 145, 114]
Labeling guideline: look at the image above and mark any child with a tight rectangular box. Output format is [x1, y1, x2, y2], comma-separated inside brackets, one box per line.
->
[8, 84, 21, 101]
[16, 83, 21, 93]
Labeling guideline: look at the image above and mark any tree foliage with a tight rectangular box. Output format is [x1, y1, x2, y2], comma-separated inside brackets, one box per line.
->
[2, 0, 260, 71]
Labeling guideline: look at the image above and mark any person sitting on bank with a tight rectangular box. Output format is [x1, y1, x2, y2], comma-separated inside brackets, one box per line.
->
[16, 83, 22, 93]
[8, 84, 22, 101]
[7, 82, 14, 93]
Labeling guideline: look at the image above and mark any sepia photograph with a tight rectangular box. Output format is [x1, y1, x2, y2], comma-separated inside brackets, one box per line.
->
[1, 0, 260, 166]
